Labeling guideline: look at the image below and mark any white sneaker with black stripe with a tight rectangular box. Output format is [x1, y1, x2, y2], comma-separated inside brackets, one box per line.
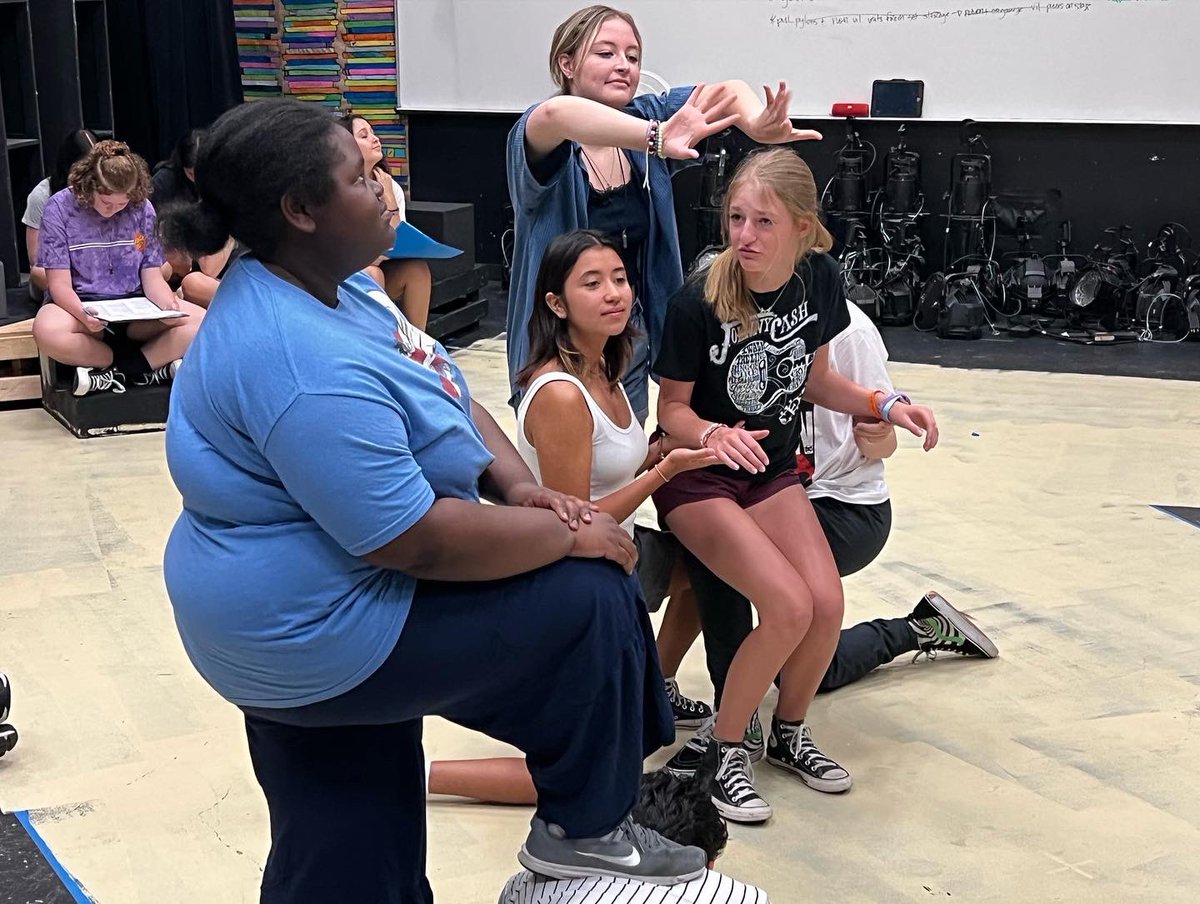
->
[765, 717, 852, 793]
[701, 739, 771, 824]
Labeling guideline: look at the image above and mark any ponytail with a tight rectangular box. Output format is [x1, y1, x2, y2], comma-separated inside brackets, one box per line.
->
[156, 199, 231, 259]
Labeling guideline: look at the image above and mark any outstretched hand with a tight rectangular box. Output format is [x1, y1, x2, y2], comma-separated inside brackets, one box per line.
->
[659, 84, 740, 160]
[745, 81, 823, 144]
[889, 403, 939, 451]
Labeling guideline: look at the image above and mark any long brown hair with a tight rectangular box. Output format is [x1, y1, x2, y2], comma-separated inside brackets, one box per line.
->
[548, 5, 642, 95]
[68, 140, 152, 206]
[704, 148, 834, 334]
[517, 229, 635, 389]
[334, 113, 391, 177]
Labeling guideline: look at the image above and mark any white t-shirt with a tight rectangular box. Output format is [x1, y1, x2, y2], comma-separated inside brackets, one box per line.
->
[22, 178, 52, 230]
[516, 372, 648, 535]
[803, 302, 893, 506]
[498, 870, 770, 904]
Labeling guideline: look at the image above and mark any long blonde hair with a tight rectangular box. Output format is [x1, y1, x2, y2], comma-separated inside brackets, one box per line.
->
[548, 5, 642, 95]
[704, 148, 834, 334]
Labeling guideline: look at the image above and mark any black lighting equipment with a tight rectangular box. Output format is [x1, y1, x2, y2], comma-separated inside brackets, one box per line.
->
[841, 218, 886, 318]
[1045, 220, 1086, 317]
[1180, 274, 1200, 338]
[1141, 222, 1195, 278]
[942, 121, 996, 272]
[1070, 225, 1139, 327]
[1001, 226, 1049, 311]
[914, 270, 987, 339]
[876, 218, 925, 325]
[883, 125, 921, 216]
[950, 121, 992, 218]
[828, 118, 875, 215]
[689, 129, 736, 275]
[936, 272, 989, 340]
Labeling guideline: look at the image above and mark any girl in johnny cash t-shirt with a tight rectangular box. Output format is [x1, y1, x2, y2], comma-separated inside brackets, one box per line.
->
[652, 148, 939, 823]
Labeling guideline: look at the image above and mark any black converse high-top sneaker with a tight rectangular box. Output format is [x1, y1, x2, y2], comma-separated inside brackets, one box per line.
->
[664, 677, 713, 730]
[766, 717, 852, 793]
[701, 738, 771, 824]
[907, 591, 998, 661]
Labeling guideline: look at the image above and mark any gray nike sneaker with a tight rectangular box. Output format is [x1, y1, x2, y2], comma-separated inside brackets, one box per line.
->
[518, 814, 706, 885]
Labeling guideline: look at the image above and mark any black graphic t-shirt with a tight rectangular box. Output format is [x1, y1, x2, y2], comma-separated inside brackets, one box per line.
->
[653, 253, 851, 482]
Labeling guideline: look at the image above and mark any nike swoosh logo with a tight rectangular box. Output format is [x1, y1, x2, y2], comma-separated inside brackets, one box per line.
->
[579, 848, 641, 867]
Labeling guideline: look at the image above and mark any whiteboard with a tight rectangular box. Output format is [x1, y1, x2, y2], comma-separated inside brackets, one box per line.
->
[395, 0, 1200, 123]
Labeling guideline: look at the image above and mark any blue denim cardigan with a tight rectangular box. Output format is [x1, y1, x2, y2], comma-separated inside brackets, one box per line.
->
[505, 87, 698, 403]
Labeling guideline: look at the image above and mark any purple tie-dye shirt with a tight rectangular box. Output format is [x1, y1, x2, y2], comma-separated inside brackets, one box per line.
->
[36, 188, 165, 299]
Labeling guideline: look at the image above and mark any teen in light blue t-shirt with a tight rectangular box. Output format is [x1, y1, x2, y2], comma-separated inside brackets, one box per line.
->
[158, 100, 705, 901]
[165, 260, 493, 708]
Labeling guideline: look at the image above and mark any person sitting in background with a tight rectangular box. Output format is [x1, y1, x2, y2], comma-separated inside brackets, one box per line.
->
[32, 140, 204, 397]
[499, 770, 769, 903]
[156, 203, 247, 309]
[336, 114, 433, 329]
[152, 129, 205, 279]
[22, 129, 98, 299]
[152, 128, 203, 206]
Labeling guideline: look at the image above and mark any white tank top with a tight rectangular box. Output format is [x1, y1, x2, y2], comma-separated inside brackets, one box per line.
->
[516, 372, 648, 536]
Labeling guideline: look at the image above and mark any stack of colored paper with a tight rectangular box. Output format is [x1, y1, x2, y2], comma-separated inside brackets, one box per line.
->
[339, 0, 407, 186]
[282, 1, 342, 106]
[234, 0, 281, 98]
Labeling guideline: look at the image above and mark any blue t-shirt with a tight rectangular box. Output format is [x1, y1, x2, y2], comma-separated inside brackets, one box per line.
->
[163, 258, 494, 708]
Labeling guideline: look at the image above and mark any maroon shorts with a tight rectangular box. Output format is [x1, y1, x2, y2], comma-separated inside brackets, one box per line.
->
[652, 467, 802, 523]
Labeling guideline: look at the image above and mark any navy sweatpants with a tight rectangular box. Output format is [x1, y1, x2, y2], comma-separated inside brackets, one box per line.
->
[241, 558, 674, 904]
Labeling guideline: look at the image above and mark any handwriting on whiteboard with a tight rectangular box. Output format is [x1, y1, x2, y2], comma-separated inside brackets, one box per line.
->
[767, 2, 1143, 30]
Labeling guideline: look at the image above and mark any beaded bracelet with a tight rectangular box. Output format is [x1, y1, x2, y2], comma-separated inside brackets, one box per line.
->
[699, 422, 722, 448]
[880, 392, 912, 423]
[645, 119, 664, 158]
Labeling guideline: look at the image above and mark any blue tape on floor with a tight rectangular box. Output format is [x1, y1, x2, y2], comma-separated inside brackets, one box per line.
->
[1151, 505, 1200, 530]
[12, 810, 92, 903]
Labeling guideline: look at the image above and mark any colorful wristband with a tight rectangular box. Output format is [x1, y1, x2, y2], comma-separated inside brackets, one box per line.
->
[880, 392, 912, 423]
[868, 390, 885, 420]
[699, 422, 722, 448]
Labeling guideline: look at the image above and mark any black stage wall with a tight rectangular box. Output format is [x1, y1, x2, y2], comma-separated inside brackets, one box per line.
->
[408, 113, 1200, 281]
[105, 0, 241, 167]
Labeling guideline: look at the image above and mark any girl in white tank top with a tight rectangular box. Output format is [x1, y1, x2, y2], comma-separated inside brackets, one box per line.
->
[517, 373, 646, 534]
[514, 232, 715, 539]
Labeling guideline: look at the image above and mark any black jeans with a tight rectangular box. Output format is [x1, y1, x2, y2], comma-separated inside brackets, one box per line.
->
[684, 497, 919, 708]
[240, 559, 673, 904]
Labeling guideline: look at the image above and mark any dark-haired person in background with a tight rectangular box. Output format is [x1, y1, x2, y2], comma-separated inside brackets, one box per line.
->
[22, 129, 98, 299]
[32, 140, 203, 397]
[337, 113, 433, 329]
[152, 128, 203, 206]
[157, 201, 247, 309]
[498, 770, 769, 903]
[158, 98, 706, 903]
[153, 129, 206, 280]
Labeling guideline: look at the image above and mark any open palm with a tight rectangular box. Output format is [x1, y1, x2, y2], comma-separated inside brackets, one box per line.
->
[747, 81, 823, 144]
[660, 84, 740, 159]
